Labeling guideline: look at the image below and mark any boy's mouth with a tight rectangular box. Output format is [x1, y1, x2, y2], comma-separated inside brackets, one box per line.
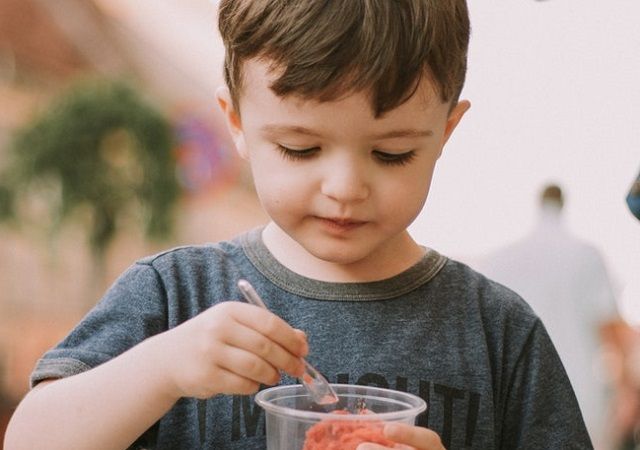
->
[316, 216, 367, 231]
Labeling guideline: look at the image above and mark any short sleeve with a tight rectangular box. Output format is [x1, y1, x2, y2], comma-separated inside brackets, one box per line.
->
[500, 320, 593, 449]
[30, 262, 168, 387]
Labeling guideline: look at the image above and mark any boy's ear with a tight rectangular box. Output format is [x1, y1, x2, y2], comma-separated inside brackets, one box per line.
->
[442, 100, 471, 146]
[216, 86, 249, 160]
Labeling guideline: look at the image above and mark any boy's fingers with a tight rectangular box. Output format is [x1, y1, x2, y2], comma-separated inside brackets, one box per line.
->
[210, 366, 261, 396]
[231, 303, 309, 357]
[217, 345, 282, 386]
[223, 323, 306, 377]
[383, 423, 444, 449]
[294, 328, 307, 342]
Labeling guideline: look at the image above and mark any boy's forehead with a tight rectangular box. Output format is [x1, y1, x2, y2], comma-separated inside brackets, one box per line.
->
[239, 58, 443, 116]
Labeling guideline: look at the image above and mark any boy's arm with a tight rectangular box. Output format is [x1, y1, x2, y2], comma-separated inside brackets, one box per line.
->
[4, 302, 308, 450]
[4, 332, 179, 450]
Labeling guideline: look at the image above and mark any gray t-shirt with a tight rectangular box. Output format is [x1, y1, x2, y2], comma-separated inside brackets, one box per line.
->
[31, 228, 592, 449]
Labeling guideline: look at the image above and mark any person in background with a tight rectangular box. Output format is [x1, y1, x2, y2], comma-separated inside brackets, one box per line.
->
[475, 184, 619, 449]
[609, 169, 640, 450]
[603, 321, 640, 450]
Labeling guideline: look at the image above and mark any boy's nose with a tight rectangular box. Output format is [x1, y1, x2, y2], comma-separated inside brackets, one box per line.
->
[320, 160, 370, 203]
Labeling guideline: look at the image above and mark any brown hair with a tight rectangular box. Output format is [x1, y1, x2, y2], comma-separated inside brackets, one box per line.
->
[218, 0, 470, 117]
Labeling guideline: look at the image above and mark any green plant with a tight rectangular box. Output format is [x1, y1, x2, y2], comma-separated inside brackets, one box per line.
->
[0, 78, 181, 262]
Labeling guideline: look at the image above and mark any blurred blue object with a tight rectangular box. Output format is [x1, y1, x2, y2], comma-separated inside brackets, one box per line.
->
[627, 169, 640, 221]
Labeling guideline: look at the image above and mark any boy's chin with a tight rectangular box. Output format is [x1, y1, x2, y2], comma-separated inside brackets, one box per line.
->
[308, 249, 366, 266]
[300, 240, 378, 267]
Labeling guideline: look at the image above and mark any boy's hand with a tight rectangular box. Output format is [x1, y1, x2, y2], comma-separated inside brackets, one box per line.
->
[152, 301, 308, 400]
[357, 423, 445, 450]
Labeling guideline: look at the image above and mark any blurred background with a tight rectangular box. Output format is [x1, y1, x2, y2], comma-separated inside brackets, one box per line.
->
[0, 0, 638, 448]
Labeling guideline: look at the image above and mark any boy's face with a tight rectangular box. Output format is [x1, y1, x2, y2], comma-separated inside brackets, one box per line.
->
[218, 59, 469, 272]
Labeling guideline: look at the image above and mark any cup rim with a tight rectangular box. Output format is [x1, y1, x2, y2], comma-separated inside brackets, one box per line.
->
[255, 384, 427, 422]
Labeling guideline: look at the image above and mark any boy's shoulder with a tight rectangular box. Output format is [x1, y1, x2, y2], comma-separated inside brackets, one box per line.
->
[437, 256, 539, 328]
[134, 233, 248, 269]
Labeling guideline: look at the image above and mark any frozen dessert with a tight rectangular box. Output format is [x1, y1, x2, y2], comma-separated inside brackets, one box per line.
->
[302, 410, 395, 450]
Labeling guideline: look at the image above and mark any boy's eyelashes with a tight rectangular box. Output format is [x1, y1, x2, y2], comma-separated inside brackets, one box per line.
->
[275, 144, 416, 166]
[276, 145, 319, 161]
[371, 149, 416, 166]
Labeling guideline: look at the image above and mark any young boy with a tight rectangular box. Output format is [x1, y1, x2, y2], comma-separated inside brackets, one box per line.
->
[5, 1, 592, 449]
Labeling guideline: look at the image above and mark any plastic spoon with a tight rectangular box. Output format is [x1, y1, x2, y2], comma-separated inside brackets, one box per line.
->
[237, 279, 339, 405]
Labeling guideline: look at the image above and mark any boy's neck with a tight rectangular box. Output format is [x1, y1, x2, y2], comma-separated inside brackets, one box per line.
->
[261, 222, 426, 283]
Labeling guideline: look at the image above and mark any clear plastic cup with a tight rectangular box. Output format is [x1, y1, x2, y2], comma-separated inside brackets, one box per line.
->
[255, 384, 427, 450]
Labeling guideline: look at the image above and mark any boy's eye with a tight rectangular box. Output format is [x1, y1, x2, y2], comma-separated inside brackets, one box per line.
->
[276, 145, 319, 161]
[372, 150, 416, 166]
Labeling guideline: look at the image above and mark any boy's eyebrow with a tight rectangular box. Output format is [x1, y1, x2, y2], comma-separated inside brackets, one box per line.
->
[260, 124, 433, 139]
[373, 128, 434, 139]
[261, 124, 323, 138]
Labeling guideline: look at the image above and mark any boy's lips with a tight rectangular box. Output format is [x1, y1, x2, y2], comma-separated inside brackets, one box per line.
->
[315, 216, 368, 232]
